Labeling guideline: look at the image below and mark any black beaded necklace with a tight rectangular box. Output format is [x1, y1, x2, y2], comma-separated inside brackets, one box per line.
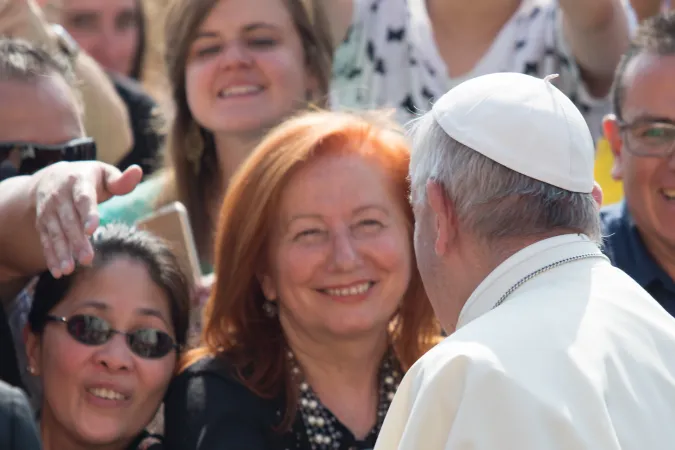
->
[286, 350, 402, 450]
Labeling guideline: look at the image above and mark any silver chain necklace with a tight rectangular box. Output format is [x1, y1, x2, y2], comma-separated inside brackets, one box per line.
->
[492, 253, 606, 309]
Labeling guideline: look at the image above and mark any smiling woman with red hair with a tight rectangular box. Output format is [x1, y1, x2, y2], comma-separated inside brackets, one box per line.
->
[164, 110, 441, 450]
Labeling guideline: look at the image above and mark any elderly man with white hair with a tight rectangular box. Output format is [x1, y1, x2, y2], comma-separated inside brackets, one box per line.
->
[374, 72, 675, 450]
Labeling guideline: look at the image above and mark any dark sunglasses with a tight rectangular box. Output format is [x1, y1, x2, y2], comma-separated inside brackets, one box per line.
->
[45, 314, 179, 359]
[0, 137, 97, 176]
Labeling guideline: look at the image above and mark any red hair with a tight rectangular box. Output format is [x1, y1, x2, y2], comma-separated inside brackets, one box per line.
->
[182, 110, 441, 429]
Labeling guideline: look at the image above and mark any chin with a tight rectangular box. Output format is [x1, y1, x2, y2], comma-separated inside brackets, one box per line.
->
[328, 318, 389, 338]
[211, 110, 281, 133]
[76, 421, 134, 446]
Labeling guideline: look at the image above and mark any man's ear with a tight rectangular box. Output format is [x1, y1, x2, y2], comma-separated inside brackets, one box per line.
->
[602, 114, 625, 181]
[426, 181, 456, 257]
[592, 181, 604, 208]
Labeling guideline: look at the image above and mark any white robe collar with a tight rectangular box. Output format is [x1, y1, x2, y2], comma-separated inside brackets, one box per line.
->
[456, 233, 608, 329]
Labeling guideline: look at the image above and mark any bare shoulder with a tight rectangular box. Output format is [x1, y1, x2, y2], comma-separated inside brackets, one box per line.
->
[317, 0, 354, 45]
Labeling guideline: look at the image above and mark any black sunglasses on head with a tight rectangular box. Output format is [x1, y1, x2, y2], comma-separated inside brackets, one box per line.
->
[45, 314, 179, 359]
[0, 137, 97, 177]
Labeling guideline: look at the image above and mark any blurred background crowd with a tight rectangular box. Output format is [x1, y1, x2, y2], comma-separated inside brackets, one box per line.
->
[0, 0, 674, 449]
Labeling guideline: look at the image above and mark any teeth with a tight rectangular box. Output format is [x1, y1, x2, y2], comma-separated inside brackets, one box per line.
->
[663, 189, 675, 199]
[88, 388, 126, 401]
[218, 85, 261, 97]
[324, 282, 371, 297]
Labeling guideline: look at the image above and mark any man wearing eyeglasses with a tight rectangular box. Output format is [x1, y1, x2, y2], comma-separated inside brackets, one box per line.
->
[0, 36, 98, 407]
[602, 11, 675, 315]
[0, 39, 97, 182]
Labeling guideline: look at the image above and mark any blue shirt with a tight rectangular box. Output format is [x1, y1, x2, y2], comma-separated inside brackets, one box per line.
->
[600, 202, 675, 316]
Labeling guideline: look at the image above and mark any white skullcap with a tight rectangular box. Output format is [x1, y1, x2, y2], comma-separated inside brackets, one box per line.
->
[431, 72, 595, 193]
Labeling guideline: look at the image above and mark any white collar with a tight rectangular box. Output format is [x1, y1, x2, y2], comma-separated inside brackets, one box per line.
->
[456, 234, 608, 329]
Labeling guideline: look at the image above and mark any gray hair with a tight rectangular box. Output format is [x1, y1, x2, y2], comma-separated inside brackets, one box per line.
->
[408, 112, 601, 243]
[0, 38, 75, 85]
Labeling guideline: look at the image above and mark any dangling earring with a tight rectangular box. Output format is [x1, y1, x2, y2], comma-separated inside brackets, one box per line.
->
[262, 300, 278, 318]
[185, 123, 205, 175]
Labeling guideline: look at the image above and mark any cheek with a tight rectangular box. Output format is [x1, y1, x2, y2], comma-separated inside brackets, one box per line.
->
[40, 333, 92, 402]
[135, 356, 176, 404]
[118, 29, 140, 58]
[275, 244, 327, 290]
[256, 51, 307, 99]
[370, 228, 413, 286]
[71, 33, 101, 58]
[185, 63, 214, 121]
[622, 157, 659, 194]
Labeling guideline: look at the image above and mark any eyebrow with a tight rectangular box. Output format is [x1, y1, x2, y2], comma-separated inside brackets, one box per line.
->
[353, 204, 390, 216]
[242, 23, 280, 33]
[625, 114, 675, 126]
[67, 10, 99, 18]
[195, 22, 280, 40]
[287, 204, 390, 223]
[136, 307, 171, 326]
[76, 301, 170, 326]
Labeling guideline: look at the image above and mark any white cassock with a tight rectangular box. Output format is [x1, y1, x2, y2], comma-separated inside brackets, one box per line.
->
[376, 233, 675, 450]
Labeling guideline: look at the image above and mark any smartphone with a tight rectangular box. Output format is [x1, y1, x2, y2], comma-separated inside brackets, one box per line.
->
[135, 202, 202, 286]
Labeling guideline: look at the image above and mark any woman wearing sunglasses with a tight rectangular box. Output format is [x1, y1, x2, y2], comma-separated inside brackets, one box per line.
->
[23, 223, 191, 450]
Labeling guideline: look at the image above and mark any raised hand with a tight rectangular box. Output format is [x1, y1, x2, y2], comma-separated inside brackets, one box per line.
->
[33, 161, 142, 277]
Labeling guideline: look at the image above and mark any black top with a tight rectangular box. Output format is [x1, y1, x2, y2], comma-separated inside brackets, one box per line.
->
[0, 381, 41, 450]
[163, 353, 401, 450]
[0, 301, 24, 392]
[110, 73, 164, 177]
[600, 202, 675, 314]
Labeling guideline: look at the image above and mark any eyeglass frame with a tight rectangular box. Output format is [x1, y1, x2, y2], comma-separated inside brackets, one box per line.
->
[0, 137, 97, 175]
[615, 117, 675, 159]
[44, 314, 181, 359]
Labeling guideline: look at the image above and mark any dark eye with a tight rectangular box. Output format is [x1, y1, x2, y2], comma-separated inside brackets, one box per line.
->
[633, 123, 675, 144]
[196, 45, 222, 57]
[69, 14, 98, 31]
[295, 229, 323, 240]
[116, 11, 138, 31]
[359, 219, 383, 228]
[247, 38, 277, 49]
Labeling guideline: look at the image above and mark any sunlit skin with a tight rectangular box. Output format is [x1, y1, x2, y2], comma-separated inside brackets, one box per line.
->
[185, 0, 316, 139]
[262, 152, 412, 341]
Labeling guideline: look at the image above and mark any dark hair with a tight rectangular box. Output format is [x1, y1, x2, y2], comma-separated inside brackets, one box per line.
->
[128, 0, 147, 81]
[0, 38, 75, 85]
[28, 223, 191, 349]
[612, 11, 675, 120]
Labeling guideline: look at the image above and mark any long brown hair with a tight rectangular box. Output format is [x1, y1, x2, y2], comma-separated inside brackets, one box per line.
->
[158, 0, 334, 259]
[182, 110, 442, 429]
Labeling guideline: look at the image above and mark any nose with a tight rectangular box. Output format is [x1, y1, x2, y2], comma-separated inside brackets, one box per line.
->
[94, 333, 133, 371]
[88, 29, 116, 72]
[218, 42, 253, 69]
[330, 229, 363, 272]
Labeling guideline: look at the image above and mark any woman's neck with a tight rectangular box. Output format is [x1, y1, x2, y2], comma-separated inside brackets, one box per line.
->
[40, 406, 132, 450]
[285, 326, 390, 439]
[213, 131, 264, 191]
